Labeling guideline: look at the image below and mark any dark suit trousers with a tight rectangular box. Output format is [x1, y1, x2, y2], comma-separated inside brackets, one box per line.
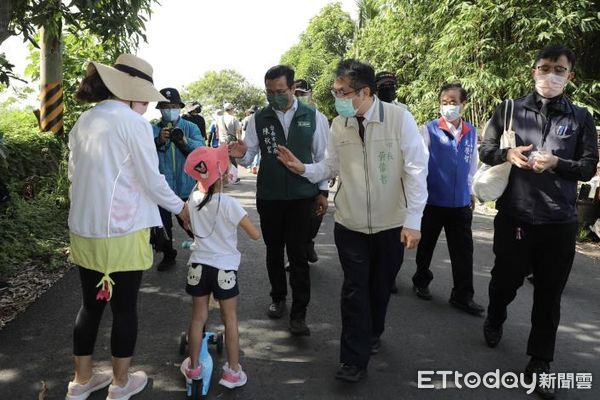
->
[334, 223, 404, 369]
[413, 204, 475, 302]
[487, 212, 577, 361]
[257, 198, 313, 320]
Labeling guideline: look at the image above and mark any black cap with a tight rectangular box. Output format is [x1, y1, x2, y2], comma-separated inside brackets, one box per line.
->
[375, 71, 396, 87]
[294, 79, 311, 93]
[156, 88, 185, 109]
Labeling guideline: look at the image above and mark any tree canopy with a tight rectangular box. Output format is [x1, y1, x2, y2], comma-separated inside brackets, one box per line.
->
[280, 2, 355, 119]
[182, 70, 265, 121]
[0, 0, 157, 86]
[281, 0, 600, 127]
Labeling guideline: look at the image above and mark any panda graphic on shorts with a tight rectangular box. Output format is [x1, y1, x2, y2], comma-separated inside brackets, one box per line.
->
[218, 270, 236, 290]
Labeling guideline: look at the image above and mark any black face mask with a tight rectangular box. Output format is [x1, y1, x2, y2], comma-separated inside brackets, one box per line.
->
[377, 86, 397, 103]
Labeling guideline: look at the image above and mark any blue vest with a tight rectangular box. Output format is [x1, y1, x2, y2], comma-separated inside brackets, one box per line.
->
[426, 118, 476, 208]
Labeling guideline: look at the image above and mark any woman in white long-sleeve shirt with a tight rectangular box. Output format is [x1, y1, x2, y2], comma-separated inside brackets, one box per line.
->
[65, 54, 189, 400]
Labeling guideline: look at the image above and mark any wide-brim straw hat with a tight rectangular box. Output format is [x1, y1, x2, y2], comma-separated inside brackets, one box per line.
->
[88, 54, 167, 102]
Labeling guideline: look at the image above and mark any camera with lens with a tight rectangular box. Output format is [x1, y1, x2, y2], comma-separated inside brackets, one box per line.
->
[170, 127, 185, 143]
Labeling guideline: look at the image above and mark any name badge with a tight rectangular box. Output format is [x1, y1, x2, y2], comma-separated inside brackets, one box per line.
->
[297, 121, 311, 128]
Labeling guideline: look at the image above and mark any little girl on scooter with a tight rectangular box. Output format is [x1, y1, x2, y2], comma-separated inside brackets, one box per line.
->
[181, 146, 260, 388]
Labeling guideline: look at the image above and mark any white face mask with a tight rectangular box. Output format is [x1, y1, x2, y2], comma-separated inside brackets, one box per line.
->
[535, 73, 568, 98]
[440, 104, 461, 122]
[130, 101, 148, 115]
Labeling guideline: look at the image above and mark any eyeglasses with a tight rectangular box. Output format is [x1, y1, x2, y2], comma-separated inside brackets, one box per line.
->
[265, 89, 289, 96]
[535, 65, 569, 75]
[330, 87, 365, 98]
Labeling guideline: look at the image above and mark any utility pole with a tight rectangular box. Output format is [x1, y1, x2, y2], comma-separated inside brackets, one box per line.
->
[38, 20, 63, 137]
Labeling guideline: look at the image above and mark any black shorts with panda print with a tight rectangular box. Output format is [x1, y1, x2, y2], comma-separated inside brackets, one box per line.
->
[186, 263, 239, 300]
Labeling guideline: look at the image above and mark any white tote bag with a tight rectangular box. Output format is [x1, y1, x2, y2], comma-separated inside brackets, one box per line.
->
[473, 99, 516, 202]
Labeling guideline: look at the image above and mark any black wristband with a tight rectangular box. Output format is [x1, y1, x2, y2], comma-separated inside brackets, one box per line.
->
[319, 190, 329, 198]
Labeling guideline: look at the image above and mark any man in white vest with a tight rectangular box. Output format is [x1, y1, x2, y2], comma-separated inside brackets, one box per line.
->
[276, 59, 428, 382]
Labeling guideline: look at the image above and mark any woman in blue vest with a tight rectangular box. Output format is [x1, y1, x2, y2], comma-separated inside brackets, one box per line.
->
[411, 83, 485, 316]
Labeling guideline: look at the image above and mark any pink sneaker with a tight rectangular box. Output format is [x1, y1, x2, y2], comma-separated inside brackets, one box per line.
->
[219, 362, 247, 388]
[179, 357, 202, 380]
[66, 371, 112, 400]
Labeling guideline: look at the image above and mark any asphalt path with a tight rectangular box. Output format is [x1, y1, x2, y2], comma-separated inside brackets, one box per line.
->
[1, 168, 599, 399]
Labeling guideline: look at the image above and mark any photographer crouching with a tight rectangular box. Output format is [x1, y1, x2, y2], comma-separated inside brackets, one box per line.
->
[152, 88, 204, 270]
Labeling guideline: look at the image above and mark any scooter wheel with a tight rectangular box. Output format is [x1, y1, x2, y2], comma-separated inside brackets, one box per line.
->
[216, 331, 224, 355]
[191, 378, 203, 400]
[179, 331, 187, 356]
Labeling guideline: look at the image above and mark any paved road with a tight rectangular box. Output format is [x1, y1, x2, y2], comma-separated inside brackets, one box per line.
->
[1, 169, 599, 399]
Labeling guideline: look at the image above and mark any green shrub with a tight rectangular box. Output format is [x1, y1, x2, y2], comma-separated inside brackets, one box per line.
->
[0, 108, 65, 192]
[0, 193, 69, 275]
[0, 106, 69, 277]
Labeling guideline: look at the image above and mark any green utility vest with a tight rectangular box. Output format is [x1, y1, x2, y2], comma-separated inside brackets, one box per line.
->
[254, 102, 319, 200]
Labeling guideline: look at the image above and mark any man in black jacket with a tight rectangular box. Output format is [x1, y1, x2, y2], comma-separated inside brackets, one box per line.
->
[479, 44, 598, 399]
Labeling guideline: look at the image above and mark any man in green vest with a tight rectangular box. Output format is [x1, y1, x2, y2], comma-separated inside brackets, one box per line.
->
[229, 65, 329, 336]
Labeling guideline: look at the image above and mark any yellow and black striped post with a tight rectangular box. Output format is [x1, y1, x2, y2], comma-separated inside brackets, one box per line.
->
[38, 24, 64, 137]
[39, 82, 64, 136]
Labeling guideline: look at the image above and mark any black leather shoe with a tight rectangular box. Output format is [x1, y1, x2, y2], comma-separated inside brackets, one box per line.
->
[289, 319, 311, 336]
[449, 298, 485, 316]
[390, 281, 398, 294]
[370, 336, 381, 355]
[334, 364, 367, 382]
[413, 285, 432, 300]
[157, 250, 177, 271]
[525, 358, 556, 399]
[483, 318, 503, 347]
[307, 241, 318, 263]
[267, 301, 286, 319]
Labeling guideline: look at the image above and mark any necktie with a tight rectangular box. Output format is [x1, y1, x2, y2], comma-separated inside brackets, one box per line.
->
[540, 98, 550, 119]
[356, 116, 365, 143]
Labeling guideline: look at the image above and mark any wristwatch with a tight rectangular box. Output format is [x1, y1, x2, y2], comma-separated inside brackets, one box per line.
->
[319, 190, 329, 198]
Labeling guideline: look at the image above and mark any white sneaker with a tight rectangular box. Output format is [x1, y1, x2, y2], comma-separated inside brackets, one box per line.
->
[218, 362, 247, 388]
[179, 356, 202, 380]
[65, 371, 112, 400]
[106, 371, 147, 400]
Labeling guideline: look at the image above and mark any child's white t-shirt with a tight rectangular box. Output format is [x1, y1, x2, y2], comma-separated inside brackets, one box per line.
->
[187, 192, 247, 270]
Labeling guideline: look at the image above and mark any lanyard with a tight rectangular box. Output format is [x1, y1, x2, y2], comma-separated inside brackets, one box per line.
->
[171, 143, 176, 173]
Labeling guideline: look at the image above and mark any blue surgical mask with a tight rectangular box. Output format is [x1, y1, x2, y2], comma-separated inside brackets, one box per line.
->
[335, 98, 357, 118]
[161, 109, 180, 122]
[440, 105, 461, 122]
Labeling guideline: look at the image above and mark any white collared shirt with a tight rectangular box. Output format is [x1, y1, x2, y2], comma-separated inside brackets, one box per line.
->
[239, 98, 329, 190]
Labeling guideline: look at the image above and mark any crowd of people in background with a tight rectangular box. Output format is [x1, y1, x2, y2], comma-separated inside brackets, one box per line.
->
[64, 43, 597, 400]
